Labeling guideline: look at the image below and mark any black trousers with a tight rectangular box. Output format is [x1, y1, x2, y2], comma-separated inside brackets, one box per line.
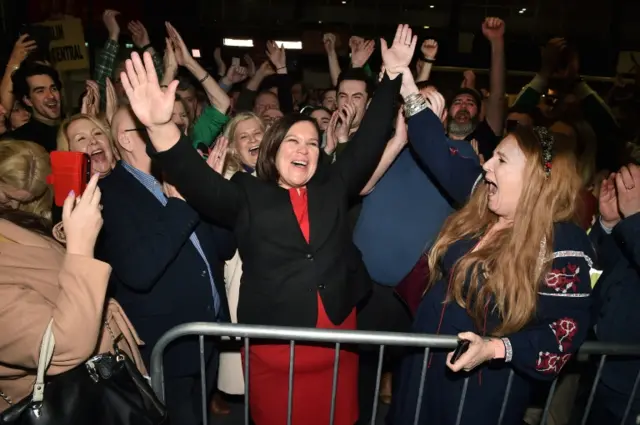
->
[164, 350, 218, 425]
[356, 283, 412, 424]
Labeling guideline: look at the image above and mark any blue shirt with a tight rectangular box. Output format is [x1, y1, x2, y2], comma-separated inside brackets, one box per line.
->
[121, 161, 221, 315]
[353, 141, 478, 286]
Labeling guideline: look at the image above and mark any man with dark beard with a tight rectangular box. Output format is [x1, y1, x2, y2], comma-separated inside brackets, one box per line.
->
[447, 17, 506, 161]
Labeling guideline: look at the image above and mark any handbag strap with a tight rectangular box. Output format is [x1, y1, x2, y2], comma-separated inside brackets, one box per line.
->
[32, 319, 56, 403]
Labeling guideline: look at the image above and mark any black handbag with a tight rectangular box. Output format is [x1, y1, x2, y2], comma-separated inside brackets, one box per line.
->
[0, 319, 168, 425]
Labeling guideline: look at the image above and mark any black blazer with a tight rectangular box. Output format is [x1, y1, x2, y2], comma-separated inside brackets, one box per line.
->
[96, 163, 235, 377]
[152, 74, 401, 328]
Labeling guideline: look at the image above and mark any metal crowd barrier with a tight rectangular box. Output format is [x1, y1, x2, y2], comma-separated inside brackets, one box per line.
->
[149, 322, 640, 425]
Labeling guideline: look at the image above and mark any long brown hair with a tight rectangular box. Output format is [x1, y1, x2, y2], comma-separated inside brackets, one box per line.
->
[427, 126, 581, 336]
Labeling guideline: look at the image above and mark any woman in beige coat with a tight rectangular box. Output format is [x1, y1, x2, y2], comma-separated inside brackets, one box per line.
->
[0, 140, 145, 411]
[212, 112, 265, 413]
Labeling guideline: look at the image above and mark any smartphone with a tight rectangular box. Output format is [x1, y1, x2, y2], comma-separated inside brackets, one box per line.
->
[46, 151, 92, 207]
[451, 339, 470, 364]
[231, 57, 240, 67]
[19, 24, 51, 62]
[191, 49, 201, 58]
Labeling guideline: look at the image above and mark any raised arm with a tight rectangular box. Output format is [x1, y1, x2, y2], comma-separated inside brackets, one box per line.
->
[481, 18, 506, 137]
[166, 22, 230, 114]
[331, 24, 413, 198]
[121, 51, 243, 226]
[401, 72, 482, 204]
[360, 109, 408, 195]
[0, 176, 111, 373]
[323, 33, 342, 87]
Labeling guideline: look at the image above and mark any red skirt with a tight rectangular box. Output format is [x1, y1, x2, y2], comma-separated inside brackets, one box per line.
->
[242, 294, 358, 425]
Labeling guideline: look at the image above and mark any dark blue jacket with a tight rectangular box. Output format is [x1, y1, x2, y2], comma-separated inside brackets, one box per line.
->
[590, 214, 640, 397]
[96, 162, 235, 377]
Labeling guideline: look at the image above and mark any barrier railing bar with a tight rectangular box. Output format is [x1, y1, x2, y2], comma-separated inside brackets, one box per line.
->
[199, 335, 208, 425]
[412, 347, 429, 425]
[580, 355, 607, 425]
[244, 337, 250, 425]
[287, 340, 295, 425]
[328, 342, 340, 425]
[370, 345, 385, 424]
[540, 377, 558, 425]
[620, 367, 640, 425]
[149, 323, 640, 357]
[149, 323, 640, 404]
[497, 370, 514, 425]
[455, 377, 469, 425]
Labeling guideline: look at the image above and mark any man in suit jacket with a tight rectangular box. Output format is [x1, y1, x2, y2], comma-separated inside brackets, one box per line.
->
[96, 107, 235, 425]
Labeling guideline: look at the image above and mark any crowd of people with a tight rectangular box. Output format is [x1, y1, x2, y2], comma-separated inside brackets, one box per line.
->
[0, 8, 639, 425]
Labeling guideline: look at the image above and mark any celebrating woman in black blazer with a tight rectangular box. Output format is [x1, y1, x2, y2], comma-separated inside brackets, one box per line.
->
[121, 24, 416, 425]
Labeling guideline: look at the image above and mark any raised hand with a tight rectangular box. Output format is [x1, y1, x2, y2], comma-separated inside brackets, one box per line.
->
[266, 41, 286, 70]
[8, 35, 37, 68]
[165, 22, 192, 67]
[128, 20, 151, 49]
[615, 164, 640, 219]
[80, 80, 100, 117]
[324, 112, 340, 155]
[323, 33, 337, 54]
[381, 24, 417, 77]
[482, 17, 505, 42]
[352, 39, 375, 68]
[244, 54, 256, 77]
[63, 173, 103, 257]
[105, 77, 118, 125]
[121, 52, 178, 129]
[257, 61, 275, 78]
[102, 10, 121, 40]
[226, 65, 249, 84]
[421, 39, 438, 60]
[335, 103, 357, 141]
[599, 172, 621, 228]
[207, 136, 230, 175]
[163, 37, 178, 76]
[462, 70, 476, 89]
[349, 36, 364, 53]
[214, 47, 227, 77]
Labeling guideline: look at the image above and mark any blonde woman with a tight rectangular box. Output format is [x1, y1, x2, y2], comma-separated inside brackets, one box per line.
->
[0, 140, 145, 412]
[389, 69, 595, 425]
[213, 112, 265, 413]
[56, 114, 119, 178]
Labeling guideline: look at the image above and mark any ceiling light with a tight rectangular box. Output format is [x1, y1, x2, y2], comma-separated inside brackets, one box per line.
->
[429, 5, 435, 8]
[275, 41, 303, 50]
[223, 38, 254, 48]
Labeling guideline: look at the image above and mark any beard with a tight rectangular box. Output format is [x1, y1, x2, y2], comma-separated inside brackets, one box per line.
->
[448, 110, 478, 138]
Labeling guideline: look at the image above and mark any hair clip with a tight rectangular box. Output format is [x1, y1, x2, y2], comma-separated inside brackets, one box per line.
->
[533, 126, 554, 177]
